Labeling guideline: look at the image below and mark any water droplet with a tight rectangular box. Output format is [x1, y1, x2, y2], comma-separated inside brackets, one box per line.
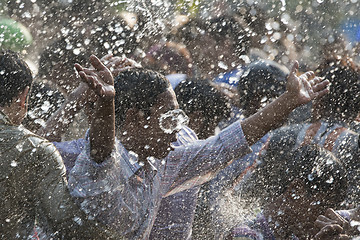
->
[11, 161, 18, 167]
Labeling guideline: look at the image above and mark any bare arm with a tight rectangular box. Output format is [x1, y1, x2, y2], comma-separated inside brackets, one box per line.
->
[241, 61, 329, 146]
[37, 55, 138, 142]
[75, 55, 115, 164]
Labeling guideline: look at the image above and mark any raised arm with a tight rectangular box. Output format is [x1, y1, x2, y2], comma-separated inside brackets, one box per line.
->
[75, 55, 115, 163]
[37, 55, 138, 142]
[241, 61, 329, 146]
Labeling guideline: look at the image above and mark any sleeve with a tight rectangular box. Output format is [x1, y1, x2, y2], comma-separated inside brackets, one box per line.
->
[33, 140, 114, 239]
[67, 139, 142, 236]
[163, 121, 251, 197]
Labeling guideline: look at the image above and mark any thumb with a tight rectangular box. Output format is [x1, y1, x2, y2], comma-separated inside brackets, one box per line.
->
[289, 61, 299, 78]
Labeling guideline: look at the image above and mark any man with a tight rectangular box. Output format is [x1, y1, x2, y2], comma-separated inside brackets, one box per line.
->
[230, 144, 347, 239]
[0, 50, 112, 239]
[149, 78, 231, 239]
[261, 59, 360, 206]
[67, 58, 329, 239]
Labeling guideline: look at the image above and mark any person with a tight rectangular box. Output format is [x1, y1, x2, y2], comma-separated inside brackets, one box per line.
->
[173, 15, 250, 80]
[262, 58, 360, 207]
[66, 58, 329, 239]
[149, 78, 231, 239]
[229, 144, 348, 240]
[174, 78, 231, 139]
[192, 59, 290, 239]
[314, 207, 360, 239]
[0, 50, 113, 239]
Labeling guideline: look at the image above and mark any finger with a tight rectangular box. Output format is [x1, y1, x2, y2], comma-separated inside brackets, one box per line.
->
[90, 55, 108, 72]
[315, 219, 331, 229]
[325, 209, 348, 227]
[101, 53, 113, 62]
[81, 68, 100, 77]
[303, 71, 315, 81]
[289, 61, 299, 77]
[79, 72, 99, 90]
[74, 63, 84, 73]
[314, 224, 343, 239]
[312, 79, 330, 93]
[337, 234, 351, 240]
[310, 77, 323, 86]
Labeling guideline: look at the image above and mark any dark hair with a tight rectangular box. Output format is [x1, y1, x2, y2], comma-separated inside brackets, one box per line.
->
[0, 50, 32, 107]
[247, 144, 347, 207]
[145, 41, 192, 75]
[315, 60, 360, 122]
[237, 60, 289, 116]
[114, 68, 171, 129]
[175, 16, 250, 57]
[175, 79, 231, 124]
[207, 15, 250, 57]
[38, 35, 88, 79]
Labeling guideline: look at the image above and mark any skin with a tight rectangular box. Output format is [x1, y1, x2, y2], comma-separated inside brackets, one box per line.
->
[314, 208, 359, 239]
[0, 86, 29, 125]
[265, 179, 334, 240]
[241, 61, 329, 146]
[119, 88, 179, 162]
[37, 54, 137, 142]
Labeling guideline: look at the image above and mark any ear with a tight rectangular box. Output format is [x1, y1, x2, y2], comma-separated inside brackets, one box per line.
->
[18, 86, 29, 108]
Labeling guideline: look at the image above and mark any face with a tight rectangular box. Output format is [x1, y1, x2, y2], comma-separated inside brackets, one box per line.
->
[140, 88, 183, 159]
[268, 179, 332, 239]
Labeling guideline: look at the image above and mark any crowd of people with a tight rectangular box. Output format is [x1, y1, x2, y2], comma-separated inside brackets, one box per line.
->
[1, 1, 360, 239]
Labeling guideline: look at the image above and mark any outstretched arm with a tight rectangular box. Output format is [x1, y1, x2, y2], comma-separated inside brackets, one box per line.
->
[37, 55, 137, 142]
[75, 55, 115, 163]
[241, 61, 329, 146]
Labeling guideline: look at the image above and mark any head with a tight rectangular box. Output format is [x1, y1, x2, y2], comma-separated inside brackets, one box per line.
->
[38, 36, 88, 95]
[175, 79, 231, 139]
[175, 16, 249, 78]
[237, 60, 289, 117]
[114, 68, 186, 160]
[313, 59, 360, 123]
[248, 144, 347, 239]
[144, 41, 193, 76]
[0, 50, 33, 124]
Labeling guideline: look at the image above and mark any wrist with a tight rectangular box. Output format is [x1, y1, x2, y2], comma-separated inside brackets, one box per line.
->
[281, 91, 301, 109]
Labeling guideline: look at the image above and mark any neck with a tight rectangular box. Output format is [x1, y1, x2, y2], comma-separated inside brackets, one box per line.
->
[0, 104, 23, 125]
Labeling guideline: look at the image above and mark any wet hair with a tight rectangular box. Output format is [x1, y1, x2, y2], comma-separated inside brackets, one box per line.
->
[315, 59, 360, 122]
[145, 41, 192, 75]
[246, 144, 347, 207]
[114, 68, 171, 129]
[207, 15, 250, 57]
[175, 79, 231, 127]
[38, 35, 88, 79]
[0, 50, 33, 107]
[237, 60, 289, 117]
[175, 16, 250, 57]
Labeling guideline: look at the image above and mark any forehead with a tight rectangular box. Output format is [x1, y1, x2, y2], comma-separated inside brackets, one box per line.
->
[153, 87, 179, 112]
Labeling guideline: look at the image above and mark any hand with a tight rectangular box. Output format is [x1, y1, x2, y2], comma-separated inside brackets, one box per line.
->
[314, 208, 351, 240]
[101, 54, 141, 77]
[75, 55, 115, 100]
[286, 61, 329, 107]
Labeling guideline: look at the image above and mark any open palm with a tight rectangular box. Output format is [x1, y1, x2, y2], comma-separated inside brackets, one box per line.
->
[75, 55, 115, 100]
[286, 61, 329, 106]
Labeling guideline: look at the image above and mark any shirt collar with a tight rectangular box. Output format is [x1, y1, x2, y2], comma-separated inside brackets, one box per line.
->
[116, 139, 158, 180]
[0, 110, 13, 125]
